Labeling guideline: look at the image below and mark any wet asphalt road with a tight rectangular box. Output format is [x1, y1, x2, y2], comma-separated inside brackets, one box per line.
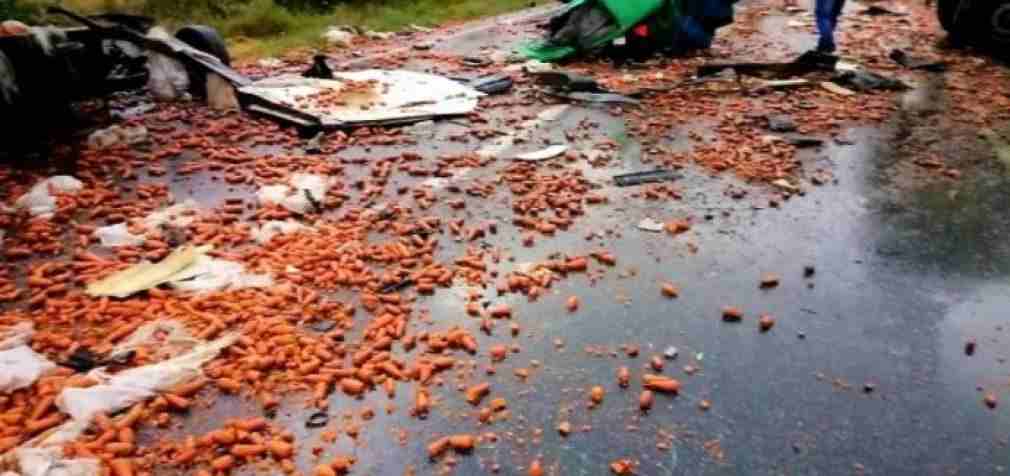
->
[131, 3, 1010, 476]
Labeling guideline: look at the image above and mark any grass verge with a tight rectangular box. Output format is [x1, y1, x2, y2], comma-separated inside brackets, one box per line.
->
[13, 0, 547, 61]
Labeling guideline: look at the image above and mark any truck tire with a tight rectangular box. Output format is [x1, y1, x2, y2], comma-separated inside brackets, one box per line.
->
[979, 1, 1010, 47]
[174, 25, 230, 97]
[0, 49, 17, 108]
[175, 25, 231, 66]
[939, 0, 1010, 48]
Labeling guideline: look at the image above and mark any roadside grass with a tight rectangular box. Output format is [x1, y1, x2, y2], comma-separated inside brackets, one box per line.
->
[15, 0, 548, 60]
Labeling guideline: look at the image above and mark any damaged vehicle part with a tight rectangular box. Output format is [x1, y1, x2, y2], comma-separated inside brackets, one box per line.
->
[523, 0, 738, 62]
[697, 50, 838, 78]
[938, 0, 1010, 50]
[0, 7, 241, 155]
[239, 70, 483, 129]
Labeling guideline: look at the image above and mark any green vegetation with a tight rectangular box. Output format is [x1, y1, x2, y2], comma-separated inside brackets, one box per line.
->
[8, 0, 545, 60]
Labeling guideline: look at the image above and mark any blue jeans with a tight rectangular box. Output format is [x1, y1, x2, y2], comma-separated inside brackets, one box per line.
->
[815, 0, 846, 51]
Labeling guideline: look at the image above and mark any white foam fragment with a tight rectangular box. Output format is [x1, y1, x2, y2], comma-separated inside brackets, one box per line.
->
[168, 255, 273, 293]
[251, 220, 311, 244]
[14, 176, 83, 217]
[94, 223, 145, 248]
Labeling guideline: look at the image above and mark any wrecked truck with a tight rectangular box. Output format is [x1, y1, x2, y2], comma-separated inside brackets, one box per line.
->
[938, 0, 1010, 49]
[0, 8, 242, 156]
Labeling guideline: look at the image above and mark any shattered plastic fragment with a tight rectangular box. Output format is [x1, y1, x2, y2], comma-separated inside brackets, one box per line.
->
[514, 145, 569, 162]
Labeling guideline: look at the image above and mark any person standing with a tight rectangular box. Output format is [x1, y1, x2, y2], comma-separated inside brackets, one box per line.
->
[815, 0, 847, 52]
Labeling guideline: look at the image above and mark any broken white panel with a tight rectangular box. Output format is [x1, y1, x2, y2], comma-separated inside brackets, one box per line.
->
[167, 255, 273, 293]
[142, 199, 198, 229]
[514, 144, 569, 162]
[257, 173, 333, 215]
[239, 71, 483, 127]
[637, 218, 665, 232]
[252, 220, 311, 244]
[0, 323, 56, 393]
[14, 176, 83, 217]
[11, 448, 100, 476]
[56, 334, 237, 425]
[94, 223, 145, 248]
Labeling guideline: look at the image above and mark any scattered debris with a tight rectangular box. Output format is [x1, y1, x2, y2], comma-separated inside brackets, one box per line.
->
[257, 173, 333, 215]
[87, 124, 149, 149]
[859, 5, 907, 16]
[613, 170, 680, 187]
[303, 55, 335, 79]
[984, 393, 998, 409]
[722, 306, 743, 322]
[637, 218, 665, 232]
[95, 223, 145, 248]
[549, 90, 641, 105]
[85, 245, 271, 297]
[322, 27, 355, 47]
[832, 69, 909, 92]
[767, 115, 797, 133]
[0, 323, 56, 393]
[306, 412, 330, 428]
[467, 73, 514, 95]
[514, 144, 569, 161]
[820, 81, 856, 96]
[14, 176, 84, 217]
[889, 49, 947, 72]
[698, 51, 838, 78]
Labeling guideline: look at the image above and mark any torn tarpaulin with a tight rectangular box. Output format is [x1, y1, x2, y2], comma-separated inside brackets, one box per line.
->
[85, 245, 272, 298]
[57, 334, 237, 424]
[0, 323, 56, 393]
[257, 173, 333, 215]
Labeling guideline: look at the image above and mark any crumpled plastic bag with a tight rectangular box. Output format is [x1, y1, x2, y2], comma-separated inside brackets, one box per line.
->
[86, 125, 148, 150]
[145, 29, 191, 101]
[94, 223, 145, 248]
[9, 448, 100, 476]
[168, 255, 273, 293]
[142, 199, 198, 229]
[56, 333, 236, 424]
[110, 321, 201, 361]
[322, 27, 355, 47]
[0, 323, 56, 393]
[0, 322, 33, 350]
[251, 220, 310, 244]
[14, 176, 83, 218]
[257, 173, 332, 215]
[0, 347, 56, 393]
